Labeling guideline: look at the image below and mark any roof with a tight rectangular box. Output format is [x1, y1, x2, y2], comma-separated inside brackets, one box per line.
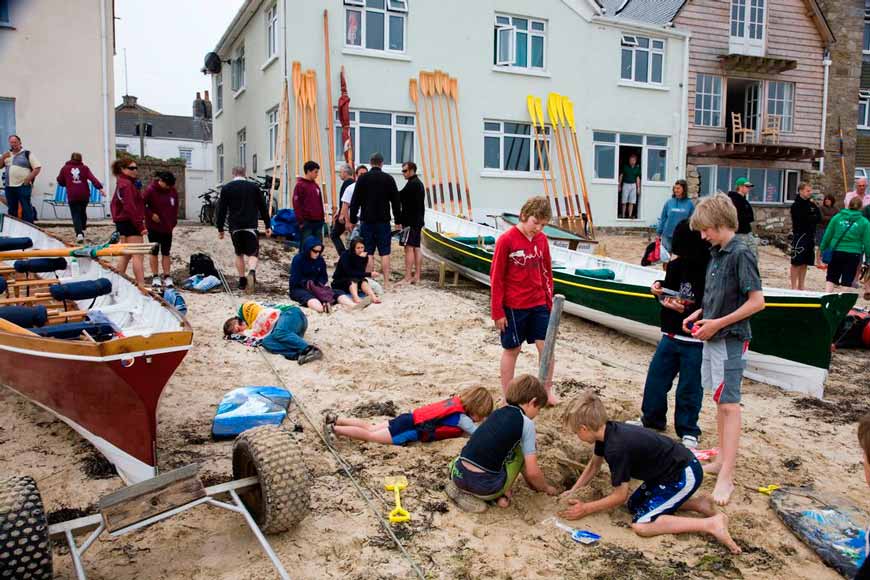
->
[116, 111, 212, 142]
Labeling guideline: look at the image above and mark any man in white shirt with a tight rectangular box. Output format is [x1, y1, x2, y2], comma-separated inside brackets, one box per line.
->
[844, 177, 870, 209]
[342, 165, 367, 242]
[1, 135, 42, 223]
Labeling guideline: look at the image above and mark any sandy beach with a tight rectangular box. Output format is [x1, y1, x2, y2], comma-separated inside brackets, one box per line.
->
[1, 222, 868, 579]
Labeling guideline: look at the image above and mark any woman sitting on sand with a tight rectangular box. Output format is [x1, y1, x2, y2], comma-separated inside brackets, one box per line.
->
[289, 236, 354, 313]
[331, 239, 381, 306]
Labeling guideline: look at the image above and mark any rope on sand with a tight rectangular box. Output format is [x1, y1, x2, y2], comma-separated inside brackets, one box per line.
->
[211, 258, 427, 580]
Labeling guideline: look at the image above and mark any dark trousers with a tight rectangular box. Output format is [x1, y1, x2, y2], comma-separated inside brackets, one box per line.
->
[641, 335, 703, 438]
[301, 220, 325, 243]
[69, 201, 88, 235]
[330, 218, 347, 255]
[5, 185, 34, 223]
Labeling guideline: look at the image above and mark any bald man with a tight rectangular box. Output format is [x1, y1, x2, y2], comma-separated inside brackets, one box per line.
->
[845, 177, 870, 209]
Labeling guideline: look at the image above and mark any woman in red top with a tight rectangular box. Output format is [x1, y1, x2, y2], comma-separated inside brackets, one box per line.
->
[143, 171, 179, 288]
[110, 158, 146, 288]
[56, 152, 103, 243]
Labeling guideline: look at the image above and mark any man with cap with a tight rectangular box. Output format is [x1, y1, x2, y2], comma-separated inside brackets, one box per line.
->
[727, 177, 756, 256]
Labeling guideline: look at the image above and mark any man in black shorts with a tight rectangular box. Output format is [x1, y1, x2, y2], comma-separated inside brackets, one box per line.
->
[398, 161, 425, 285]
[789, 182, 820, 290]
[216, 166, 272, 293]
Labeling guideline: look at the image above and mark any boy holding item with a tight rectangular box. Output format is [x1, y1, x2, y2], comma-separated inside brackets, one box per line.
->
[560, 393, 740, 554]
[684, 193, 765, 506]
[447, 375, 558, 513]
[490, 196, 557, 405]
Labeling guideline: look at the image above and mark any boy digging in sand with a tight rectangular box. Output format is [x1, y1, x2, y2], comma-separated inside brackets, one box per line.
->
[684, 194, 764, 506]
[560, 393, 741, 554]
[491, 196, 558, 405]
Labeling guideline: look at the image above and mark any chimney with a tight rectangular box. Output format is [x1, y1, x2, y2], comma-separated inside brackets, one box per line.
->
[203, 90, 210, 102]
[122, 95, 138, 108]
[193, 92, 205, 119]
[202, 90, 213, 120]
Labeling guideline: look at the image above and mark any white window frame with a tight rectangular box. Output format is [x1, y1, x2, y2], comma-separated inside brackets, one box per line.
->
[494, 14, 547, 72]
[482, 120, 550, 174]
[698, 165, 796, 204]
[729, 0, 766, 56]
[859, 91, 870, 129]
[231, 44, 246, 93]
[215, 73, 224, 113]
[620, 34, 665, 85]
[591, 132, 670, 185]
[116, 144, 129, 153]
[217, 144, 224, 182]
[178, 148, 193, 168]
[864, 11, 870, 54]
[237, 128, 247, 168]
[265, 4, 278, 60]
[766, 81, 794, 133]
[344, 0, 407, 54]
[336, 109, 415, 168]
[694, 74, 723, 127]
[267, 106, 279, 161]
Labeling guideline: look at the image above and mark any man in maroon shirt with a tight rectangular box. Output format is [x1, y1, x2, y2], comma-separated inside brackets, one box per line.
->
[143, 172, 179, 288]
[293, 161, 325, 242]
[490, 196, 557, 405]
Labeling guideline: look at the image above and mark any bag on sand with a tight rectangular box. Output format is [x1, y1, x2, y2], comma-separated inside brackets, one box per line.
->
[305, 280, 335, 305]
[162, 288, 188, 316]
[641, 238, 661, 266]
[189, 253, 220, 278]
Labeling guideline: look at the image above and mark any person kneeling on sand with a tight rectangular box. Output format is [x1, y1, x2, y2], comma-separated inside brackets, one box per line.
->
[324, 386, 494, 446]
[446, 375, 558, 513]
[223, 301, 323, 365]
[331, 238, 382, 306]
[559, 392, 740, 554]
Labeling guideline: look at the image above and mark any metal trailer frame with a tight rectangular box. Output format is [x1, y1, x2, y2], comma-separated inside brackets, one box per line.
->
[47, 476, 290, 580]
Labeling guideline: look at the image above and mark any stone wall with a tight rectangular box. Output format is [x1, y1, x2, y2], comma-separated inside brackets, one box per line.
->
[116, 153, 187, 218]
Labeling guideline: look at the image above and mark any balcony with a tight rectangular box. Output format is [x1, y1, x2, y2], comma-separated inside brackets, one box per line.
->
[718, 54, 797, 75]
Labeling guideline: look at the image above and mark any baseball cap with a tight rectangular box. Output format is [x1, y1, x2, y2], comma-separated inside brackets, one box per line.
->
[735, 177, 754, 188]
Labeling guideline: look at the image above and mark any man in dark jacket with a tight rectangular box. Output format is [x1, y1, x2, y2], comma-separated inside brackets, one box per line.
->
[144, 172, 179, 289]
[216, 166, 272, 293]
[789, 182, 821, 290]
[727, 177, 756, 256]
[293, 160, 325, 243]
[398, 161, 426, 285]
[56, 152, 103, 242]
[349, 152, 400, 287]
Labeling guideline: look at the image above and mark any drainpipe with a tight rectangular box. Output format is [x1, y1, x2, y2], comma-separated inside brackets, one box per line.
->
[679, 31, 691, 181]
[99, 0, 111, 197]
[820, 49, 831, 174]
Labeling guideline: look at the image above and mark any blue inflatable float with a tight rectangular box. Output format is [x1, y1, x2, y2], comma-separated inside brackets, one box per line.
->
[212, 386, 292, 438]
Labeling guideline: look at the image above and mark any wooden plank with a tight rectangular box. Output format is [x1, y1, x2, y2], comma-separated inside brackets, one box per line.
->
[0, 296, 55, 306]
[0, 317, 38, 336]
[98, 464, 205, 533]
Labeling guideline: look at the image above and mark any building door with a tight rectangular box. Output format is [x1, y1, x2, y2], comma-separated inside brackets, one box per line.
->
[729, 0, 766, 56]
[743, 81, 761, 139]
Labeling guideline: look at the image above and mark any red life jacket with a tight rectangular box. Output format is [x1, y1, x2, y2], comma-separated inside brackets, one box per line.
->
[411, 396, 465, 442]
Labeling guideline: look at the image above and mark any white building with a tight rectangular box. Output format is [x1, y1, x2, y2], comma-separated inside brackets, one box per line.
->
[116, 95, 216, 220]
[209, 0, 690, 227]
[0, 0, 115, 215]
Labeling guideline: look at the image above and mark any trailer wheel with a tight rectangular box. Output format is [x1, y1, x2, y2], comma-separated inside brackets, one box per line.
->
[232, 426, 310, 534]
[0, 476, 52, 580]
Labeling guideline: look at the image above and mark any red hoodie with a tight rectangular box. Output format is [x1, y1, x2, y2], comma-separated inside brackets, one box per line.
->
[143, 180, 179, 234]
[56, 161, 103, 203]
[292, 177, 324, 223]
[110, 174, 145, 233]
[490, 225, 553, 321]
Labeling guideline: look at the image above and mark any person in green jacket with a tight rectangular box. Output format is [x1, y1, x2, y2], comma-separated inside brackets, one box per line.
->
[819, 196, 870, 294]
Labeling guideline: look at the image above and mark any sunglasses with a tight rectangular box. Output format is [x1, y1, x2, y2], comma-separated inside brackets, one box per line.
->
[311, 248, 323, 254]
[126, 165, 138, 170]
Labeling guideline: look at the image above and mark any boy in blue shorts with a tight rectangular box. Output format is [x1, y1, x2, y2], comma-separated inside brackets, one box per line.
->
[560, 393, 740, 554]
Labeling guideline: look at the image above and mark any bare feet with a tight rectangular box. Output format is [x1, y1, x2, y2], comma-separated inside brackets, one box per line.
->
[351, 295, 373, 310]
[547, 392, 560, 406]
[712, 476, 735, 506]
[690, 494, 717, 517]
[708, 513, 741, 554]
[496, 496, 511, 508]
[703, 461, 722, 474]
[372, 294, 382, 304]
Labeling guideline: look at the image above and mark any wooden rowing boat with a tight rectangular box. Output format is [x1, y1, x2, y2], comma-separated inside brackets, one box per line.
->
[0, 215, 193, 483]
[423, 210, 856, 397]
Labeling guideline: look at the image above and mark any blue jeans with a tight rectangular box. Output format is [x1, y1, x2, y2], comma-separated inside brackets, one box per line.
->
[301, 220, 325, 243]
[260, 308, 310, 360]
[5, 185, 34, 223]
[641, 335, 703, 438]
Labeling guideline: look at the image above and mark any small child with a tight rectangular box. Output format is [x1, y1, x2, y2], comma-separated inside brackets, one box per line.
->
[561, 393, 740, 554]
[447, 375, 558, 513]
[223, 301, 323, 365]
[857, 413, 870, 580]
[684, 193, 765, 506]
[325, 386, 494, 446]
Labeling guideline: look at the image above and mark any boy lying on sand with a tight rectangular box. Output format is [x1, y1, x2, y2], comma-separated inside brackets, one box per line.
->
[223, 301, 323, 365]
[559, 393, 740, 554]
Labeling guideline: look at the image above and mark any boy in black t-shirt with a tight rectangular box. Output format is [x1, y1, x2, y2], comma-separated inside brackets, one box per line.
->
[560, 393, 740, 554]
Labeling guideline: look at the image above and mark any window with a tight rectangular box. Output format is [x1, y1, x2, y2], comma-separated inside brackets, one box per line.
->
[0, 97, 14, 144]
[694, 74, 722, 127]
[215, 73, 224, 112]
[334, 109, 414, 166]
[698, 165, 798, 204]
[267, 107, 279, 161]
[0, 0, 9, 25]
[494, 15, 546, 70]
[860, 91, 870, 129]
[620, 35, 664, 84]
[116, 144, 129, 153]
[592, 132, 669, 183]
[767, 81, 794, 133]
[697, 165, 717, 196]
[344, 0, 406, 53]
[730, 0, 765, 55]
[237, 128, 247, 168]
[864, 12, 870, 54]
[231, 44, 245, 92]
[482, 120, 549, 172]
[265, 4, 278, 60]
[217, 144, 224, 182]
[179, 148, 193, 168]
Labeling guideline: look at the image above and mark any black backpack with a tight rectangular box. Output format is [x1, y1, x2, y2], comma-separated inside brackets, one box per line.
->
[189, 253, 220, 278]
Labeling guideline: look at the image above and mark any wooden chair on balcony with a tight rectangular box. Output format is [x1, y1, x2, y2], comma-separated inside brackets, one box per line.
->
[761, 114, 781, 144]
[731, 112, 756, 144]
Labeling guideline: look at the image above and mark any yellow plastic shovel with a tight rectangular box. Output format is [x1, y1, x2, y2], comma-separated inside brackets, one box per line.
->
[384, 476, 411, 524]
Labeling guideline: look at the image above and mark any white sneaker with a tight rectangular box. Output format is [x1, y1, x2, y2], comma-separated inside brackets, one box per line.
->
[151, 276, 162, 289]
[163, 277, 174, 288]
[681, 435, 699, 449]
[75, 234, 85, 244]
[626, 417, 643, 427]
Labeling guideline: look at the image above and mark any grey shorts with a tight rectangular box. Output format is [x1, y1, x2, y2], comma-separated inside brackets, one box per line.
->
[702, 337, 749, 405]
[621, 183, 638, 204]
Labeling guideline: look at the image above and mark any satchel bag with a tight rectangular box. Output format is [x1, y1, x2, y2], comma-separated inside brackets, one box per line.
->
[821, 220, 856, 265]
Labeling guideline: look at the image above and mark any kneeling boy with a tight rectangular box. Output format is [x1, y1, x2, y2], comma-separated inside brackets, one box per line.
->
[447, 375, 557, 512]
[560, 393, 740, 554]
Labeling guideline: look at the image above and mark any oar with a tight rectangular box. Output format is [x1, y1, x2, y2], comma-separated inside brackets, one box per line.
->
[438, 71, 464, 217]
[551, 94, 578, 220]
[323, 9, 339, 214]
[562, 97, 595, 238]
[432, 71, 456, 215]
[540, 97, 570, 220]
[308, 71, 328, 209]
[409, 79, 433, 210]
[448, 77, 473, 219]
[0, 244, 156, 260]
[527, 95, 555, 217]
[292, 61, 302, 176]
[421, 72, 447, 213]
[546, 94, 576, 221]
[420, 75, 442, 213]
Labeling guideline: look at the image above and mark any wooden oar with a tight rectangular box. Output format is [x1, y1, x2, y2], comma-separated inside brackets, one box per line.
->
[292, 61, 302, 177]
[431, 71, 456, 215]
[421, 73, 447, 213]
[527, 95, 555, 218]
[270, 80, 289, 213]
[0, 243, 155, 260]
[551, 94, 579, 220]
[307, 71, 328, 208]
[323, 10, 339, 214]
[545, 94, 575, 221]
[0, 317, 37, 336]
[409, 79, 433, 210]
[448, 77, 473, 218]
[562, 96, 595, 238]
[438, 71, 464, 217]
[538, 97, 568, 220]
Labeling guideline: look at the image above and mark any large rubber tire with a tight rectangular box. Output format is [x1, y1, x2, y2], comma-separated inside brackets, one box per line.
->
[0, 476, 52, 580]
[232, 426, 310, 534]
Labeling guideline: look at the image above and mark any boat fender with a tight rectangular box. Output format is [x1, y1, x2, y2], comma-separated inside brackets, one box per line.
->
[49, 278, 112, 301]
[0, 305, 48, 328]
[13, 257, 68, 273]
[412, 396, 465, 442]
[574, 268, 616, 280]
[0, 237, 33, 252]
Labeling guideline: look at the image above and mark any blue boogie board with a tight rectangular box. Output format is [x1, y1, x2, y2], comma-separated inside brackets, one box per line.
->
[212, 386, 292, 438]
[770, 486, 868, 578]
